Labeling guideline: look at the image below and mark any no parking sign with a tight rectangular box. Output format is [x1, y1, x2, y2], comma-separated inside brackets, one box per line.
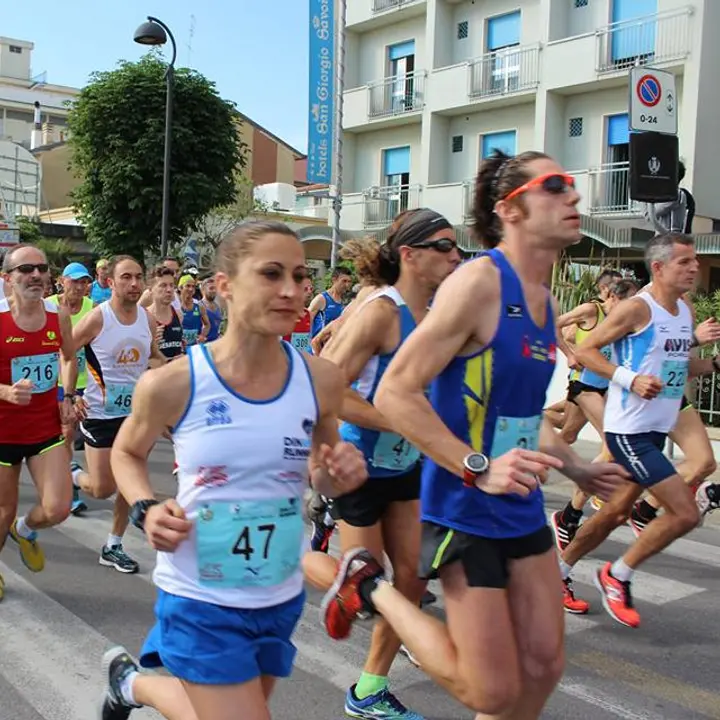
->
[629, 67, 677, 135]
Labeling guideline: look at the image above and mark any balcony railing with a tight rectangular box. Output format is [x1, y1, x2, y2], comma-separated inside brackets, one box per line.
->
[372, 0, 418, 12]
[586, 162, 644, 216]
[469, 44, 540, 99]
[368, 71, 426, 119]
[362, 184, 422, 228]
[462, 181, 474, 223]
[596, 7, 692, 73]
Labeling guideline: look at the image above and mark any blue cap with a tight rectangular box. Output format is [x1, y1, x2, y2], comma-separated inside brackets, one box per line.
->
[62, 262, 91, 280]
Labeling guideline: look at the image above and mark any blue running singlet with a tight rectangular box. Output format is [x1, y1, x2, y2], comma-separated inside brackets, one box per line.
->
[181, 301, 204, 347]
[311, 291, 344, 338]
[202, 300, 222, 342]
[340, 287, 421, 478]
[421, 248, 557, 539]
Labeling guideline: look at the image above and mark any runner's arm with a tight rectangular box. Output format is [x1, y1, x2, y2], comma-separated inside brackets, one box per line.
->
[308, 293, 326, 325]
[374, 262, 486, 477]
[72, 307, 103, 354]
[111, 361, 190, 504]
[138, 289, 153, 309]
[556, 302, 596, 331]
[58, 308, 78, 394]
[197, 303, 210, 342]
[575, 298, 649, 380]
[307, 356, 368, 498]
[320, 299, 396, 432]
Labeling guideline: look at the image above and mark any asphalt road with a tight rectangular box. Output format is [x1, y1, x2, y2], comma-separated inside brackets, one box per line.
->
[2, 439, 720, 720]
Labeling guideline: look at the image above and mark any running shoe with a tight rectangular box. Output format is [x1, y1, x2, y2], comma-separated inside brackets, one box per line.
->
[8, 519, 45, 572]
[629, 504, 654, 538]
[562, 577, 589, 614]
[345, 685, 425, 719]
[594, 561, 640, 628]
[100, 545, 139, 574]
[550, 510, 579, 552]
[310, 519, 335, 553]
[99, 646, 142, 720]
[696, 481, 720, 521]
[321, 547, 384, 640]
[420, 588, 437, 607]
[71, 485, 87, 516]
[172, 461, 179, 476]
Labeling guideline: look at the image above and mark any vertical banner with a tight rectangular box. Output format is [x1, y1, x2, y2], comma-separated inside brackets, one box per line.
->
[307, 0, 335, 185]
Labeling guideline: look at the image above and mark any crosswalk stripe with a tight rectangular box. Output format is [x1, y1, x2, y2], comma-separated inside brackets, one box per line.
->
[0, 560, 158, 720]
[559, 679, 666, 720]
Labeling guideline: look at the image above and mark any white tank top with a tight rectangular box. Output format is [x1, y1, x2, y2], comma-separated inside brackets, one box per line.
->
[153, 341, 318, 609]
[84, 302, 153, 420]
[604, 292, 693, 434]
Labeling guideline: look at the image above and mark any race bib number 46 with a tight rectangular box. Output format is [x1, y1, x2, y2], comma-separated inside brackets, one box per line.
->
[196, 498, 303, 589]
[104, 383, 134, 416]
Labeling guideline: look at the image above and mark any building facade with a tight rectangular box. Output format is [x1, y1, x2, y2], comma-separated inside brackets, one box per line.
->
[0, 36, 78, 149]
[337, 0, 720, 247]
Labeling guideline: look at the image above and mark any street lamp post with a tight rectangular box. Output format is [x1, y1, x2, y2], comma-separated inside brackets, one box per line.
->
[133, 16, 177, 259]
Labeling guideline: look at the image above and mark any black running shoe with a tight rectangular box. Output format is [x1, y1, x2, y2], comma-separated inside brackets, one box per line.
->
[99, 646, 141, 720]
[99, 545, 139, 574]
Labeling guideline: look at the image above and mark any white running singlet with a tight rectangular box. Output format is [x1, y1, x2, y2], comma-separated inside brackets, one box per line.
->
[84, 302, 153, 420]
[604, 292, 692, 435]
[153, 342, 318, 609]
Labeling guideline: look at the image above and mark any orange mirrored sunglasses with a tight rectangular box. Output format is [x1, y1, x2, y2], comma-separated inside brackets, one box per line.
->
[503, 172, 576, 202]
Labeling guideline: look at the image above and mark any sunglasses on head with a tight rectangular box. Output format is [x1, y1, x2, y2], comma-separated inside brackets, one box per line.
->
[411, 238, 458, 253]
[503, 173, 575, 202]
[9, 263, 50, 274]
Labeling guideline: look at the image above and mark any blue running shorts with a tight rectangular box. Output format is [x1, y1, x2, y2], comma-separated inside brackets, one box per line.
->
[605, 431, 676, 488]
[140, 589, 305, 685]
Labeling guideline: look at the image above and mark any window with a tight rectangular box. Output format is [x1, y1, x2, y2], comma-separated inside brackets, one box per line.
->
[574, 0, 588, 7]
[457, 21, 469, 40]
[452, 136, 464, 153]
[486, 12, 521, 94]
[387, 41, 416, 113]
[8, 45, 22, 54]
[481, 130, 517, 159]
[5, 109, 33, 123]
[381, 146, 411, 220]
[611, 0, 657, 63]
[607, 114, 629, 147]
[569, 117, 583, 137]
[487, 11, 520, 51]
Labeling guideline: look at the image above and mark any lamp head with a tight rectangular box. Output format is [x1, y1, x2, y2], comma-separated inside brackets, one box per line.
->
[134, 20, 167, 46]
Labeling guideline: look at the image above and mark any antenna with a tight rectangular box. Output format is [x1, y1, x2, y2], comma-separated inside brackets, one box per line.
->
[187, 14, 196, 66]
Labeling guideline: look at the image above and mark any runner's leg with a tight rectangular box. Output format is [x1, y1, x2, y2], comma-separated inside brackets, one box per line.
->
[24, 443, 72, 529]
[476, 549, 564, 719]
[0, 463, 21, 553]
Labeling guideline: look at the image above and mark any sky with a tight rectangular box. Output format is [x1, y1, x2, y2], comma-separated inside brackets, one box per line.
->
[3, 0, 310, 153]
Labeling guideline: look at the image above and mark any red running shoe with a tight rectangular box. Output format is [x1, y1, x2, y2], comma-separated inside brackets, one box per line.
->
[320, 548, 384, 640]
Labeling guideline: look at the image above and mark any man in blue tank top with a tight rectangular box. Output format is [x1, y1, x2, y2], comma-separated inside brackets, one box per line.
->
[308, 266, 352, 338]
[200, 276, 223, 341]
[319, 150, 628, 718]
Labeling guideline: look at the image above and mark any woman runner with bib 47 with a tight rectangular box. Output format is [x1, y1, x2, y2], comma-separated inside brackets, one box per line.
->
[99, 221, 368, 720]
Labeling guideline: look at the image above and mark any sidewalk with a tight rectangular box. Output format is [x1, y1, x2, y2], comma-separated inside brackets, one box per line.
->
[546, 438, 720, 530]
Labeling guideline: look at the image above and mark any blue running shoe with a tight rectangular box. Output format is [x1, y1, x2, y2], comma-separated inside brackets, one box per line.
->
[345, 685, 425, 719]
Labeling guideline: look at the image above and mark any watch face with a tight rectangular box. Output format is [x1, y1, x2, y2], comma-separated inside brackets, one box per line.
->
[466, 454, 488, 472]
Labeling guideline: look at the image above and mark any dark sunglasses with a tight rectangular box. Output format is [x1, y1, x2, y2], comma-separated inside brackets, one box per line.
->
[9, 263, 50, 274]
[411, 238, 458, 253]
[504, 173, 575, 201]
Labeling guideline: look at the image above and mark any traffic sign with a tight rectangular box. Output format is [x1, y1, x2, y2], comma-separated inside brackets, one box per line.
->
[629, 67, 677, 135]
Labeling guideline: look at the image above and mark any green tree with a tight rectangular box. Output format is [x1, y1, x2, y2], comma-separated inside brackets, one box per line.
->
[16, 216, 42, 244]
[68, 54, 245, 260]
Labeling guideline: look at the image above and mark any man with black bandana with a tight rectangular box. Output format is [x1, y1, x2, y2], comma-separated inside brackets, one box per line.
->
[304, 209, 461, 720]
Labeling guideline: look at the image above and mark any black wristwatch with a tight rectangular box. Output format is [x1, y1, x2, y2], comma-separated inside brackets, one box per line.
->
[462, 452, 490, 488]
[130, 499, 160, 532]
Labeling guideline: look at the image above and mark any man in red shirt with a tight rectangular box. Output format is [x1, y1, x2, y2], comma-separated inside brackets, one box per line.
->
[0, 243, 78, 599]
[283, 278, 313, 352]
